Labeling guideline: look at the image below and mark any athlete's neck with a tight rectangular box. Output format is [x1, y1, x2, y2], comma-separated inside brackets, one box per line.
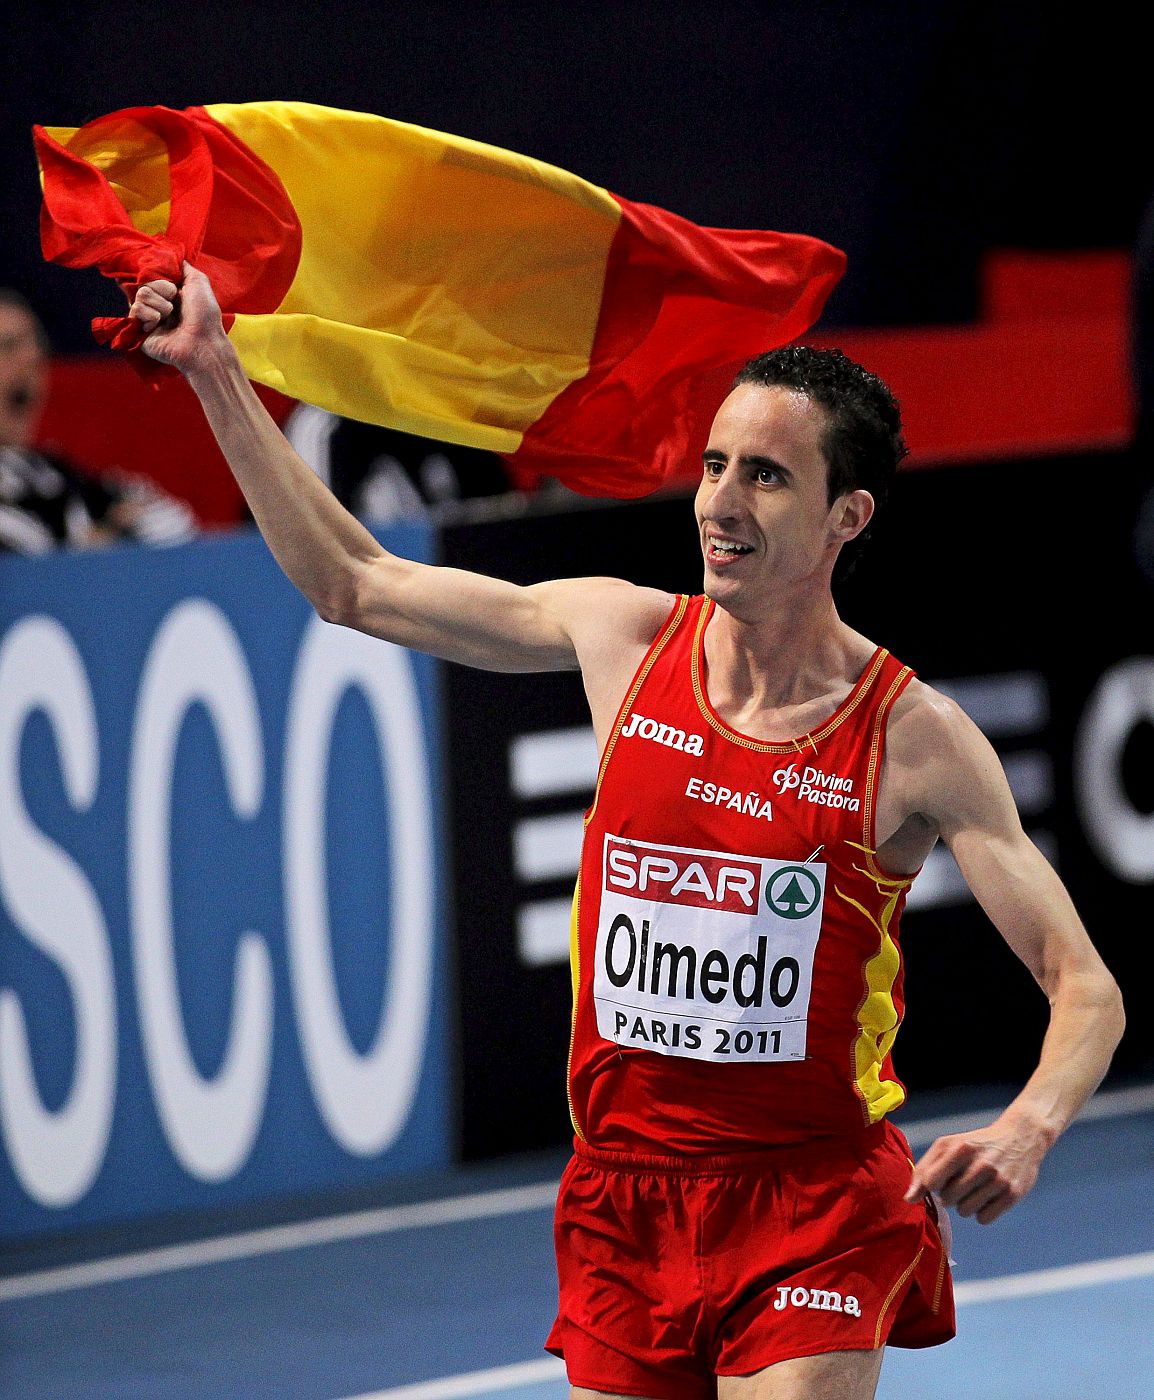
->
[702, 593, 873, 735]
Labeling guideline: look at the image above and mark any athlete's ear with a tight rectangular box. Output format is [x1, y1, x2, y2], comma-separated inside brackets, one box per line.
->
[829, 489, 874, 544]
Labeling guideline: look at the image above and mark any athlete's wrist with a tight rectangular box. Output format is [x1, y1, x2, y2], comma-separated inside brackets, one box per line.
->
[184, 337, 243, 395]
[994, 1100, 1061, 1151]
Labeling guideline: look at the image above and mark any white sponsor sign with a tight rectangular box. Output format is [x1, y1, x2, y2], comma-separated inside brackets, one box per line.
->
[593, 834, 825, 1063]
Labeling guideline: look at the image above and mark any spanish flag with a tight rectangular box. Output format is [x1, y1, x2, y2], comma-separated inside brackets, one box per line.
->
[34, 102, 844, 496]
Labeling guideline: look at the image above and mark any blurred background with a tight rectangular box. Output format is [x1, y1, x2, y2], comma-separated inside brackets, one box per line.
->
[2, 2, 1152, 1397]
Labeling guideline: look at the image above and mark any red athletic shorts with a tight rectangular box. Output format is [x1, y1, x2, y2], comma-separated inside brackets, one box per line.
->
[546, 1120, 954, 1399]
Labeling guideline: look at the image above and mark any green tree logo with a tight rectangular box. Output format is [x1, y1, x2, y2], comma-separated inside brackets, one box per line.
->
[766, 866, 821, 920]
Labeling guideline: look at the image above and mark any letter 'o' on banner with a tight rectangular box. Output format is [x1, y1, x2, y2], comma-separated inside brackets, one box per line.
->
[283, 619, 435, 1158]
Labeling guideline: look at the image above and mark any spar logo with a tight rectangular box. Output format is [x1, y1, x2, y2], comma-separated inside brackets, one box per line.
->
[771, 762, 861, 812]
[605, 837, 759, 913]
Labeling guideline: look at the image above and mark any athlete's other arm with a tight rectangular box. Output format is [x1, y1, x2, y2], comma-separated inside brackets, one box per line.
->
[127, 266, 672, 687]
[890, 690, 1125, 1224]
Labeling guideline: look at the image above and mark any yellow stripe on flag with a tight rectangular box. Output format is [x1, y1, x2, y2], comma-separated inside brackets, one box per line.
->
[205, 101, 622, 451]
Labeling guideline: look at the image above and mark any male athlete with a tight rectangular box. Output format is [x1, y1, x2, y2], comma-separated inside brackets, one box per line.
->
[128, 265, 1124, 1400]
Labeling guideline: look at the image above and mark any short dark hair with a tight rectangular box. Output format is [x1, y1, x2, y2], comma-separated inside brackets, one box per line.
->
[733, 346, 906, 569]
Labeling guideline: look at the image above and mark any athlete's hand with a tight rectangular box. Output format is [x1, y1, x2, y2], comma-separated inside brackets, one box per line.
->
[128, 262, 232, 377]
[903, 1113, 1051, 1225]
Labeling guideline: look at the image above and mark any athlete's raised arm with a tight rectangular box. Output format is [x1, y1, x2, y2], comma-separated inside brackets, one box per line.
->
[887, 690, 1125, 1223]
[128, 265, 673, 678]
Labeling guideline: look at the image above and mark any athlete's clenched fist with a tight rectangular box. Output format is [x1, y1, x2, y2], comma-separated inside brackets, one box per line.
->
[128, 262, 231, 377]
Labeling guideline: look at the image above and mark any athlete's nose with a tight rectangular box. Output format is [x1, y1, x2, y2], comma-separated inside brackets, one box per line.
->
[701, 463, 745, 523]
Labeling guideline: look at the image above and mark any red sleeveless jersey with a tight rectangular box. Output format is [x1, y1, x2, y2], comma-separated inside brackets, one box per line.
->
[567, 594, 920, 1153]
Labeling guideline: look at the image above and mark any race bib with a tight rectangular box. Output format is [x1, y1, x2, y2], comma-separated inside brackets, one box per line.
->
[593, 834, 825, 1063]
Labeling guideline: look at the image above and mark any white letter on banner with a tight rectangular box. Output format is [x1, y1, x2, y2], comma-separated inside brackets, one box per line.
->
[1075, 657, 1154, 882]
[128, 600, 272, 1182]
[0, 618, 116, 1206]
[284, 619, 434, 1156]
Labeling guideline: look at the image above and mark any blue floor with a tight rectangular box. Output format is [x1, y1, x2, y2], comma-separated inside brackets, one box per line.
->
[2, 1110, 1152, 1399]
[882, 1278, 1154, 1400]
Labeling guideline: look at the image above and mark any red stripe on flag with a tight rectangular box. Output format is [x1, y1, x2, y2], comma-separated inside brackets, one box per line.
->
[34, 106, 302, 364]
[511, 195, 845, 497]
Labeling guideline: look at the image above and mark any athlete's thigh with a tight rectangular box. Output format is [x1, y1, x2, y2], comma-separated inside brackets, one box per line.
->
[571, 1388, 667, 1400]
[717, 1346, 885, 1400]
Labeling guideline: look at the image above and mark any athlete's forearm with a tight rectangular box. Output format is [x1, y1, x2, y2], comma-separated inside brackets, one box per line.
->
[186, 342, 396, 620]
[998, 969, 1125, 1144]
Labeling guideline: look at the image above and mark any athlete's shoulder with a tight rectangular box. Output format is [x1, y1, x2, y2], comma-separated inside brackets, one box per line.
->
[531, 576, 680, 650]
[885, 676, 994, 790]
[888, 676, 972, 737]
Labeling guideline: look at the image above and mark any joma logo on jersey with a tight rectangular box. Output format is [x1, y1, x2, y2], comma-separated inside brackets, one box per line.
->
[771, 763, 861, 812]
[605, 838, 759, 913]
[620, 710, 705, 756]
[773, 1285, 862, 1317]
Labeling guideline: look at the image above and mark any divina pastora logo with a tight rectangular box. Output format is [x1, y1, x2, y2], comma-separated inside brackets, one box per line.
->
[771, 763, 860, 812]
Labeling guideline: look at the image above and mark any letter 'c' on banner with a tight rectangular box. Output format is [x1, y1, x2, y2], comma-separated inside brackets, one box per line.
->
[129, 600, 274, 1183]
[283, 619, 434, 1158]
[1076, 657, 1154, 883]
[0, 618, 117, 1206]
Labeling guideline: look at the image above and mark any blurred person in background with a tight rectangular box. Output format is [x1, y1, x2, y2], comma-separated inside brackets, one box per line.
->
[0, 287, 196, 554]
[285, 403, 526, 523]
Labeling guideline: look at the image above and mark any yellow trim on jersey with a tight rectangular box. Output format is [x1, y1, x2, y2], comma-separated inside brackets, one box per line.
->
[689, 599, 889, 753]
[838, 879, 908, 1122]
[840, 658, 918, 1124]
[565, 877, 585, 1139]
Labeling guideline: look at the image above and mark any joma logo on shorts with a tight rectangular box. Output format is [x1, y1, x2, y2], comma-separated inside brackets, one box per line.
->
[620, 711, 705, 756]
[773, 1285, 862, 1318]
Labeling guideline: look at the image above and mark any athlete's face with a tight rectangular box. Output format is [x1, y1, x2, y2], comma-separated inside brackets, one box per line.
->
[695, 384, 871, 613]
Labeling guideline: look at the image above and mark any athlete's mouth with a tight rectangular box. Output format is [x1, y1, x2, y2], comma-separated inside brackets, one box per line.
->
[705, 534, 755, 562]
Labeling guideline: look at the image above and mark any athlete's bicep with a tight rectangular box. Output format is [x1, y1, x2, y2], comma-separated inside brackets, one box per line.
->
[917, 697, 1102, 995]
[351, 558, 670, 676]
[343, 556, 574, 669]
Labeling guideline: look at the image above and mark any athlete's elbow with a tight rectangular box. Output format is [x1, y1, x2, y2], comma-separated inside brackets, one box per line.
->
[311, 571, 366, 629]
[313, 592, 352, 628]
[1058, 968, 1126, 1048]
[315, 557, 406, 637]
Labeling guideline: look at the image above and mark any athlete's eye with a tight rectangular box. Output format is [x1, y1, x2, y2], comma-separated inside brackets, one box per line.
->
[755, 467, 781, 486]
[703, 459, 725, 478]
